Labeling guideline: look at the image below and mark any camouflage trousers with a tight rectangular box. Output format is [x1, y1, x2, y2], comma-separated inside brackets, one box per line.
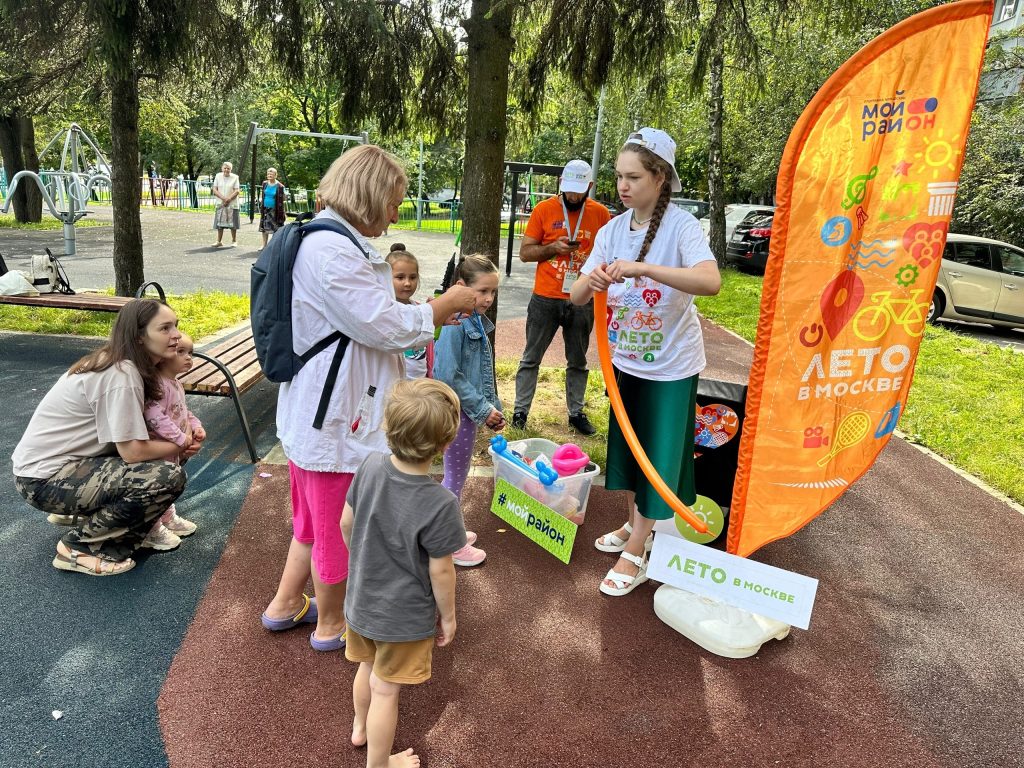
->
[16, 456, 187, 561]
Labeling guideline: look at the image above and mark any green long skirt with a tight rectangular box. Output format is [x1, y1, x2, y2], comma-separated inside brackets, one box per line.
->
[605, 368, 698, 520]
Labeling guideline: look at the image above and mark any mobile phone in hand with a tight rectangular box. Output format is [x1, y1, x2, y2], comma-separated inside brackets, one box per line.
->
[566, 240, 580, 249]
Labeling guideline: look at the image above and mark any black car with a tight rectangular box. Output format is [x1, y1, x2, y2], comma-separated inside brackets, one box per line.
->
[725, 211, 774, 273]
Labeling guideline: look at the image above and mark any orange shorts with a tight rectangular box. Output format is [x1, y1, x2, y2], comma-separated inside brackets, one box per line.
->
[345, 629, 434, 684]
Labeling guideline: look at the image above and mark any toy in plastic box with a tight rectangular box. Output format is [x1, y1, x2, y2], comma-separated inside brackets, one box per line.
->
[488, 437, 600, 526]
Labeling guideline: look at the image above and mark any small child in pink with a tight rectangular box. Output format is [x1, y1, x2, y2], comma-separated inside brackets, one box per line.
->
[142, 333, 205, 551]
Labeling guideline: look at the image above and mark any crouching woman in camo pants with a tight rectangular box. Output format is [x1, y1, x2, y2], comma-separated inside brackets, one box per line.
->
[12, 299, 196, 576]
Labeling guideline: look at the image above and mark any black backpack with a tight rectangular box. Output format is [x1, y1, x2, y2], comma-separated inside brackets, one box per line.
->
[251, 214, 367, 429]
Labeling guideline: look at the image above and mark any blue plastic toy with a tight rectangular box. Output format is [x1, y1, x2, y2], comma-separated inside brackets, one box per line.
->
[490, 435, 559, 486]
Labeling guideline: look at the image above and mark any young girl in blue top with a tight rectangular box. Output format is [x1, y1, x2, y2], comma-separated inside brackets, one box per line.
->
[433, 254, 504, 567]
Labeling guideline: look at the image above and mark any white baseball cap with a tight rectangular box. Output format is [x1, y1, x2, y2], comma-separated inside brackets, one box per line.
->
[560, 160, 593, 193]
[625, 128, 682, 193]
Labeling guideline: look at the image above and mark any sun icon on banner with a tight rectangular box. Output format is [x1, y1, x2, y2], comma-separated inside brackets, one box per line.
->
[914, 129, 962, 180]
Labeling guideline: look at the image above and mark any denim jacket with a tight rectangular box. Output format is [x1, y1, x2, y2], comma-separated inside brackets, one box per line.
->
[433, 312, 502, 425]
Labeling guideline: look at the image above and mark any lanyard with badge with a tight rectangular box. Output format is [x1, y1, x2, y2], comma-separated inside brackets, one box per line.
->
[559, 196, 585, 293]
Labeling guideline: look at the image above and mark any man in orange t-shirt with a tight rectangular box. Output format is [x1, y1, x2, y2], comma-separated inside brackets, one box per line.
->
[512, 160, 612, 435]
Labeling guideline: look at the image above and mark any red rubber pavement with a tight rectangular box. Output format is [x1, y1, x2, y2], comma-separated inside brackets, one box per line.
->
[158, 318, 1023, 767]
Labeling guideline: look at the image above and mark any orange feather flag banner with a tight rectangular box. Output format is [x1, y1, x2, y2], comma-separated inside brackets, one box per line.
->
[727, 0, 994, 558]
[593, 291, 709, 534]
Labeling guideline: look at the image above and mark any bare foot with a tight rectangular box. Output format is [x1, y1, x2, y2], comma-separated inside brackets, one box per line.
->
[350, 719, 366, 748]
[389, 748, 420, 767]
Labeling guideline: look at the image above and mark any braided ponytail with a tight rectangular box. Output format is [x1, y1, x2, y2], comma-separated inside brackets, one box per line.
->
[637, 181, 672, 263]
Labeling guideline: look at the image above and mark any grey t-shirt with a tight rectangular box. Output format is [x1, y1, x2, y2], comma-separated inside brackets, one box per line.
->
[345, 452, 467, 642]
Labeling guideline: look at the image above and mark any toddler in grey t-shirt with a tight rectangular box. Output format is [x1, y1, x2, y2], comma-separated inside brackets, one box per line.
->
[341, 378, 467, 765]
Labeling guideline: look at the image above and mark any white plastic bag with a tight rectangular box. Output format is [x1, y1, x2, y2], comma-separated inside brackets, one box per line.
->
[0, 270, 39, 296]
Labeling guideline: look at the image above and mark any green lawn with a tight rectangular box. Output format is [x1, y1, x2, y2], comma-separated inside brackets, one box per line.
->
[695, 267, 1024, 505]
[0, 214, 107, 230]
[0, 290, 250, 341]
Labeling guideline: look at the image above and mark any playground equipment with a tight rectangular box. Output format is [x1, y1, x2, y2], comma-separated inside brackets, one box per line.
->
[0, 123, 111, 256]
[238, 122, 368, 223]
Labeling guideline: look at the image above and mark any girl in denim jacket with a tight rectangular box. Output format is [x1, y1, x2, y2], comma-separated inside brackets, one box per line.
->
[434, 254, 505, 566]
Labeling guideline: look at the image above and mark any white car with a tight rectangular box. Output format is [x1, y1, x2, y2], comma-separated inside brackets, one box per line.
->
[930, 233, 1024, 330]
[700, 203, 776, 242]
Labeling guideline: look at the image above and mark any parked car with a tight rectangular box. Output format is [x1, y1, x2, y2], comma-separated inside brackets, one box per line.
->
[930, 233, 1024, 330]
[725, 210, 775, 272]
[672, 198, 710, 219]
[700, 203, 776, 242]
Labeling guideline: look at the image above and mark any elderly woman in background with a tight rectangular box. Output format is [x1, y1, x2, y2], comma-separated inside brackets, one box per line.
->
[259, 167, 287, 250]
[260, 144, 476, 660]
[212, 161, 240, 247]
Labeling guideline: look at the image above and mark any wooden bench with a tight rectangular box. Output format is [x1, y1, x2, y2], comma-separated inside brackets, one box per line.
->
[0, 281, 166, 311]
[0, 282, 264, 463]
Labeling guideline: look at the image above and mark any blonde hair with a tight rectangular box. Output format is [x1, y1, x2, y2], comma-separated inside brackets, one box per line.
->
[318, 144, 407, 232]
[456, 253, 498, 286]
[266, 167, 277, 175]
[384, 379, 461, 462]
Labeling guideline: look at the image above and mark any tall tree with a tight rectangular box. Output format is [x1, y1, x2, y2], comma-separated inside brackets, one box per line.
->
[0, 5, 88, 222]
[6, 0, 246, 294]
[460, 0, 515, 259]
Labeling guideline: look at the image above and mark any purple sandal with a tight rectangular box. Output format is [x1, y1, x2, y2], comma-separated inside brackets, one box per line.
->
[261, 594, 318, 631]
[310, 630, 347, 652]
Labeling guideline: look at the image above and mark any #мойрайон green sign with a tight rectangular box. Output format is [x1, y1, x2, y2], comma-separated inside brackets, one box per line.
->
[490, 478, 578, 564]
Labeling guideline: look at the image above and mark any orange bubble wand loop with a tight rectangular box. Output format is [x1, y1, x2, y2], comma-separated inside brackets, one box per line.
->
[593, 291, 708, 534]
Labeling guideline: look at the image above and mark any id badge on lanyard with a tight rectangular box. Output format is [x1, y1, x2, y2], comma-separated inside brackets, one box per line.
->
[560, 197, 584, 293]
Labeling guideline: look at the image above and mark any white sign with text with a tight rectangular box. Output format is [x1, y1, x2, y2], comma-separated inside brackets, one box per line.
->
[647, 535, 819, 629]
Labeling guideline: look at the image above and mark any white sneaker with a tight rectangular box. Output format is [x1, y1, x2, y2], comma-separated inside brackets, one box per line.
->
[164, 513, 197, 537]
[142, 525, 181, 551]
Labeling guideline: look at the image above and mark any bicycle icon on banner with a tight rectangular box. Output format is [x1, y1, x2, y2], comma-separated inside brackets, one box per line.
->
[853, 289, 929, 341]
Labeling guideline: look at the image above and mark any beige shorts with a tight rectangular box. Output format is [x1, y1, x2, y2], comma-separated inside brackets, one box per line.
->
[345, 629, 434, 684]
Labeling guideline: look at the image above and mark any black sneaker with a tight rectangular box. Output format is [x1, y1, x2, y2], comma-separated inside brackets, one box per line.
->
[568, 413, 596, 436]
[511, 411, 528, 430]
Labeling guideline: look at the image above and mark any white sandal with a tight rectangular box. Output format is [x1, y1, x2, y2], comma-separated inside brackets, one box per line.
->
[594, 521, 653, 553]
[599, 551, 649, 597]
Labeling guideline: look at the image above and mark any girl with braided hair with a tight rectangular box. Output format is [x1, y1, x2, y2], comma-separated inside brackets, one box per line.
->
[570, 128, 721, 597]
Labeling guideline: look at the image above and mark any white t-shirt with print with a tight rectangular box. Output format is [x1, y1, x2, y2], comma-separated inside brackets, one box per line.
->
[581, 205, 716, 380]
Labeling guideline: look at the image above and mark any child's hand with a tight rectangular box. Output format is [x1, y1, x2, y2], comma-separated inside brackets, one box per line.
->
[485, 409, 505, 430]
[436, 615, 457, 647]
[194, 426, 206, 442]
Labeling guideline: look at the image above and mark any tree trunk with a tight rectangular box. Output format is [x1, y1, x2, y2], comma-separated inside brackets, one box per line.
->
[460, 0, 514, 336]
[707, 40, 727, 268]
[0, 114, 29, 222]
[19, 116, 42, 222]
[108, 78, 144, 296]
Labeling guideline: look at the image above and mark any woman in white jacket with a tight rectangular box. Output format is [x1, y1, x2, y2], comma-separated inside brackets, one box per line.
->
[260, 144, 475, 651]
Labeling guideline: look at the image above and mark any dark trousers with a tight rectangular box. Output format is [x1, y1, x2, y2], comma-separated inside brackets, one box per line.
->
[513, 294, 594, 417]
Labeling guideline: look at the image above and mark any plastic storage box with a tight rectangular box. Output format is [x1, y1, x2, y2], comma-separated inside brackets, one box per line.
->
[488, 438, 600, 525]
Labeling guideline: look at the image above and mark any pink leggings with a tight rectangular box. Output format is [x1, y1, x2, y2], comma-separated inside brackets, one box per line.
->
[442, 411, 477, 499]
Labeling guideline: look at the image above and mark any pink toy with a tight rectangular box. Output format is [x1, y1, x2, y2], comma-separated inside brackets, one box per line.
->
[551, 443, 590, 477]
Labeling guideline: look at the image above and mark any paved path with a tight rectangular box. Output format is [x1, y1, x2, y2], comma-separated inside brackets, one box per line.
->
[0, 206, 538, 319]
